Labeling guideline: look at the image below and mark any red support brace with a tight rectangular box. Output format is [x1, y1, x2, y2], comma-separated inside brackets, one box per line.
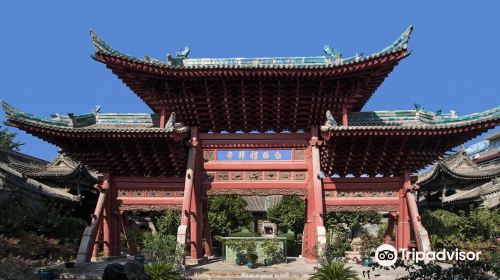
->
[120, 211, 137, 256]
[75, 176, 109, 263]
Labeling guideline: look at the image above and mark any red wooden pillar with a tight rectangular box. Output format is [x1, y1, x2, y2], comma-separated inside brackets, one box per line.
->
[189, 180, 203, 259]
[102, 174, 121, 257]
[396, 171, 411, 251]
[302, 126, 326, 260]
[202, 197, 213, 257]
[384, 212, 396, 245]
[112, 187, 121, 256]
[189, 129, 203, 260]
[177, 128, 198, 264]
[102, 175, 112, 257]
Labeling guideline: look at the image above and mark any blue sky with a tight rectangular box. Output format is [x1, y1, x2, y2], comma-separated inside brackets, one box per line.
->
[0, 1, 499, 160]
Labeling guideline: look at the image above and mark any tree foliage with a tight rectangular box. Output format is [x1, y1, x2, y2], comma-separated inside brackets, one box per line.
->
[325, 211, 382, 241]
[422, 207, 500, 250]
[155, 210, 181, 236]
[141, 233, 178, 264]
[0, 199, 86, 243]
[267, 195, 305, 239]
[0, 126, 22, 150]
[208, 195, 252, 237]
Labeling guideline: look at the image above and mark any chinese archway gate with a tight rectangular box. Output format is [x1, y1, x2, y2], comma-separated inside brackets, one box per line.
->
[2, 26, 499, 263]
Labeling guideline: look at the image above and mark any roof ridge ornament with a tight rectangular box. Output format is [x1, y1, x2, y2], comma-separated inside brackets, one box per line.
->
[90, 30, 113, 54]
[323, 45, 342, 63]
[320, 110, 338, 131]
[167, 47, 190, 66]
[381, 25, 413, 53]
[165, 112, 189, 133]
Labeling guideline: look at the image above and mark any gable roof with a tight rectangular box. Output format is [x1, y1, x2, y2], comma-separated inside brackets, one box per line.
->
[417, 149, 500, 186]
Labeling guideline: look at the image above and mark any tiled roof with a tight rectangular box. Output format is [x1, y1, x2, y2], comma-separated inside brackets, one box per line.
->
[90, 26, 412, 69]
[322, 106, 500, 131]
[0, 161, 79, 202]
[417, 149, 500, 185]
[25, 153, 99, 179]
[1, 101, 189, 134]
[443, 178, 500, 208]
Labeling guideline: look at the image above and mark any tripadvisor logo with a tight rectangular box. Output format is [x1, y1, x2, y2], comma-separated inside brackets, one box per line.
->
[375, 244, 398, 266]
[374, 244, 482, 267]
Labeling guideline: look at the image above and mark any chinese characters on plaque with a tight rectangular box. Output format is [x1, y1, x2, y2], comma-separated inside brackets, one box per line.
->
[216, 150, 292, 161]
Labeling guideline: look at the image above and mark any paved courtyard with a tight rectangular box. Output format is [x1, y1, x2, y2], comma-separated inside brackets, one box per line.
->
[49, 256, 409, 280]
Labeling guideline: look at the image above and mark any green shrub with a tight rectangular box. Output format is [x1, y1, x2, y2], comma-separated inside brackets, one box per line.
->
[0, 199, 87, 244]
[144, 262, 181, 280]
[0, 234, 75, 261]
[318, 233, 351, 265]
[54, 216, 87, 244]
[155, 211, 181, 236]
[142, 233, 178, 263]
[225, 239, 246, 257]
[358, 230, 378, 259]
[310, 261, 360, 280]
[422, 208, 500, 251]
[262, 238, 280, 260]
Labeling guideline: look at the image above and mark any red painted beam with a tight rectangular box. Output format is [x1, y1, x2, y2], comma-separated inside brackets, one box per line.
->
[117, 197, 183, 205]
[325, 197, 399, 206]
[199, 132, 311, 140]
[203, 161, 307, 170]
[206, 182, 307, 189]
[112, 176, 185, 183]
[323, 176, 417, 184]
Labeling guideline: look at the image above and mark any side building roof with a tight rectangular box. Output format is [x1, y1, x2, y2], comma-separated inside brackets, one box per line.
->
[417, 149, 500, 187]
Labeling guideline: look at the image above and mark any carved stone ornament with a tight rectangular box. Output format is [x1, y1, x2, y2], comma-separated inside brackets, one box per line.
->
[118, 204, 181, 211]
[207, 188, 307, 196]
[247, 172, 263, 180]
[326, 205, 398, 212]
[279, 172, 292, 180]
[231, 172, 244, 180]
[216, 172, 229, 181]
[264, 172, 278, 180]
[293, 172, 307, 181]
